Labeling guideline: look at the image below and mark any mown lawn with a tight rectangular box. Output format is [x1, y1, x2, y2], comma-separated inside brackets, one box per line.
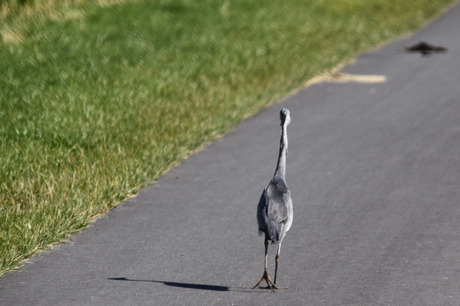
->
[0, 0, 457, 275]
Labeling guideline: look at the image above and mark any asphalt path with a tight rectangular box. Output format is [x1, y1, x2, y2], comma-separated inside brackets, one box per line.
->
[2, 3, 460, 305]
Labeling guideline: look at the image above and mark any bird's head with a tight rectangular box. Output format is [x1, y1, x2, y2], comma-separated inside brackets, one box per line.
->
[280, 108, 291, 126]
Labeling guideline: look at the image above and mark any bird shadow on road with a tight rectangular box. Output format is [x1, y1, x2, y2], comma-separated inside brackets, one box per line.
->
[107, 277, 255, 292]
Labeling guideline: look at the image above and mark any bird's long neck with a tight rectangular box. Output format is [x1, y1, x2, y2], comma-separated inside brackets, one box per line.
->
[273, 122, 288, 180]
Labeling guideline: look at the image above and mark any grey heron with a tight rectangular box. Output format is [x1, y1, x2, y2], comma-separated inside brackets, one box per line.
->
[252, 108, 293, 291]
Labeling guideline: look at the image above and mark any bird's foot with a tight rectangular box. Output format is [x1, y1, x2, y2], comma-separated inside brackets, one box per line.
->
[252, 270, 278, 291]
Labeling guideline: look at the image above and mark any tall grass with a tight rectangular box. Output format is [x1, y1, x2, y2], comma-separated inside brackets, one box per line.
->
[0, 0, 456, 275]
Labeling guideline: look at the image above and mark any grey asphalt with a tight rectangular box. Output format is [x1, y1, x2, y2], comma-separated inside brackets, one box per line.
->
[2, 4, 460, 305]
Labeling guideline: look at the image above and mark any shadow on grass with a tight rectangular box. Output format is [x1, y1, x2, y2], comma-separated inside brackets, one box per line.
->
[107, 277, 231, 292]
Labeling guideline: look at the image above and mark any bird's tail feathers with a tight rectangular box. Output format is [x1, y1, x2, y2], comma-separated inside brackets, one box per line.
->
[267, 221, 285, 244]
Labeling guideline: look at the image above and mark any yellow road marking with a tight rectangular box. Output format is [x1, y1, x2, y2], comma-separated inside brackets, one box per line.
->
[306, 72, 387, 87]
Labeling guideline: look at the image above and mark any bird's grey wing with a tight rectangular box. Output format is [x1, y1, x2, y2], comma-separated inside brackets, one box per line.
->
[263, 184, 289, 243]
[257, 190, 268, 234]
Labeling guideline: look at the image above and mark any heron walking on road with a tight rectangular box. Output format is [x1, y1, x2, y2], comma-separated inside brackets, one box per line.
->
[253, 108, 293, 291]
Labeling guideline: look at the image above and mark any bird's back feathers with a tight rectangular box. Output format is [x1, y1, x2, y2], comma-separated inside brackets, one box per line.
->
[257, 176, 292, 244]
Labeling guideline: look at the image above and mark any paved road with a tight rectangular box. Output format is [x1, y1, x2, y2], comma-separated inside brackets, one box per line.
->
[2, 4, 460, 305]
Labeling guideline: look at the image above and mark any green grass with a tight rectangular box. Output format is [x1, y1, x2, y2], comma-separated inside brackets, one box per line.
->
[0, 0, 457, 276]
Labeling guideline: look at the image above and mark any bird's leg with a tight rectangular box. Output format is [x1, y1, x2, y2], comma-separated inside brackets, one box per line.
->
[252, 238, 278, 291]
[273, 243, 288, 290]
[274, 242, 281, 285]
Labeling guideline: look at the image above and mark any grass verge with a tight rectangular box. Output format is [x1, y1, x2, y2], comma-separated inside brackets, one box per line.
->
[0, 0, 457, 276]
